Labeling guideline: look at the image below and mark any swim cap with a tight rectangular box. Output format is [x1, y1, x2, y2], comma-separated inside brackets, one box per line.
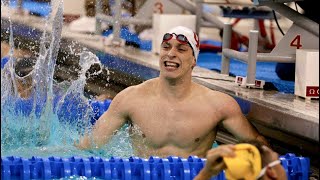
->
[166, 26, 200, 62]
[223, 143, 262, 180]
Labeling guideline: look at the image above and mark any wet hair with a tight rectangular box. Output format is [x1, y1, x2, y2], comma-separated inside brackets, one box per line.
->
[14, 57, 37, 77]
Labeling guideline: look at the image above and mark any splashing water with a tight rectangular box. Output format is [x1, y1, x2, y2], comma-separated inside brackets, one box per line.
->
[1, 0, 133, 158]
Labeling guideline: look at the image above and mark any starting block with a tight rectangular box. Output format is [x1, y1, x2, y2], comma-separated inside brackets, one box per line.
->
[235, 76, 265, 89]
[294, 49, 319, 100]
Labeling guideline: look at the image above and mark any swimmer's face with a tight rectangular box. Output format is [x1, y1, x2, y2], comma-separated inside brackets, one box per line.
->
[159, 38, 196, 79]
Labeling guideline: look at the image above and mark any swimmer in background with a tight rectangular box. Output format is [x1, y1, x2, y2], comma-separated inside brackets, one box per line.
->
[1, 55, 50, 145]
[194, 141, 287, 180]
[1, 56, 37, 100]
[76, 26, 269, 158]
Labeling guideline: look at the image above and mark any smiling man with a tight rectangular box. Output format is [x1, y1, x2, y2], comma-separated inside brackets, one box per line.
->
[76, 26, 269, 158]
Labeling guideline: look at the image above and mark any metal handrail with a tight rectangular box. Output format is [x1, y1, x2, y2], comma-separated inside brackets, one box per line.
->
[221, 23, 296, 86]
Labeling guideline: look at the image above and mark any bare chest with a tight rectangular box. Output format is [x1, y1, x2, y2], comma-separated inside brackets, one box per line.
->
[129, 100, 219, 148]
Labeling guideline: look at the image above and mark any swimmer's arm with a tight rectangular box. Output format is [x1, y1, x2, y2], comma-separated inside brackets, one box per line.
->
[92, 99, 128, 148]
[76, 89, 129, 150]
[221, 97, 270, 147]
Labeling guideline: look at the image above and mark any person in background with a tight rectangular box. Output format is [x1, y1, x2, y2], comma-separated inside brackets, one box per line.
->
[194, 142, 287, 180]
[1, 52, 112, 115]
[1, 42, 33, 60]
[1, 55, 50, 146]
[76, 26, 269, 158]
[85, 0, 110, 17]
[1, 56, 37, 100]
[84, 0, 136, 17]
[14, 57, 36, 99]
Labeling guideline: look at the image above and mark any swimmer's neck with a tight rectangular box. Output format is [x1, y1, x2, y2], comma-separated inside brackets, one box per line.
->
[156, 77, 193, 100]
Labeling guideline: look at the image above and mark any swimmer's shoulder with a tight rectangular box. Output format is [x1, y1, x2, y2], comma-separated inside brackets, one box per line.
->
[194, 82, 237, 104]
[115, 78, 158, 98]
[193, 82, 224, 96]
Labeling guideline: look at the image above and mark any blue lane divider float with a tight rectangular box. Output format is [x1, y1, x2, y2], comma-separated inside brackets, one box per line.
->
[1, 156, 208, 180]
[1, 153, 310, 180]
[279, 153, 311, 180]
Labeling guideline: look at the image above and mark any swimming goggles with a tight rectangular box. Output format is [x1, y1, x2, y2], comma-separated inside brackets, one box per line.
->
[256, 159, 281, 179]
[162, 33, 191, 45]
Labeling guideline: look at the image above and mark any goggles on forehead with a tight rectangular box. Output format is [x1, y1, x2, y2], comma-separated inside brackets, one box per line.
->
[162, 33, 190, 45]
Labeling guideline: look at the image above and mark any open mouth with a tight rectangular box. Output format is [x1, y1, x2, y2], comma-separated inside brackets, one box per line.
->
[164, 61, 180, 68]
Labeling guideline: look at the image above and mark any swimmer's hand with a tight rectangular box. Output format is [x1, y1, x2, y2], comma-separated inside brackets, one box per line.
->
[74, 135, 92, 150]
[194, 144, 235, 180]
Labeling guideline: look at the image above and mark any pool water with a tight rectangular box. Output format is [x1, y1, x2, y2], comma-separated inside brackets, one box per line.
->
[1, 50, 134, 158]
[1, 0, 134, 160]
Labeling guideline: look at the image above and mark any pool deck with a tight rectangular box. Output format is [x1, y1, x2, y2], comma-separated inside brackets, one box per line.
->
[1, 6, 319, 164]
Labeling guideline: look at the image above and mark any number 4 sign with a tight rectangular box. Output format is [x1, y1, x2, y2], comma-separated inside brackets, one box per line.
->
[290, 35, 302, 49]
[271, 24, 319, 56]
